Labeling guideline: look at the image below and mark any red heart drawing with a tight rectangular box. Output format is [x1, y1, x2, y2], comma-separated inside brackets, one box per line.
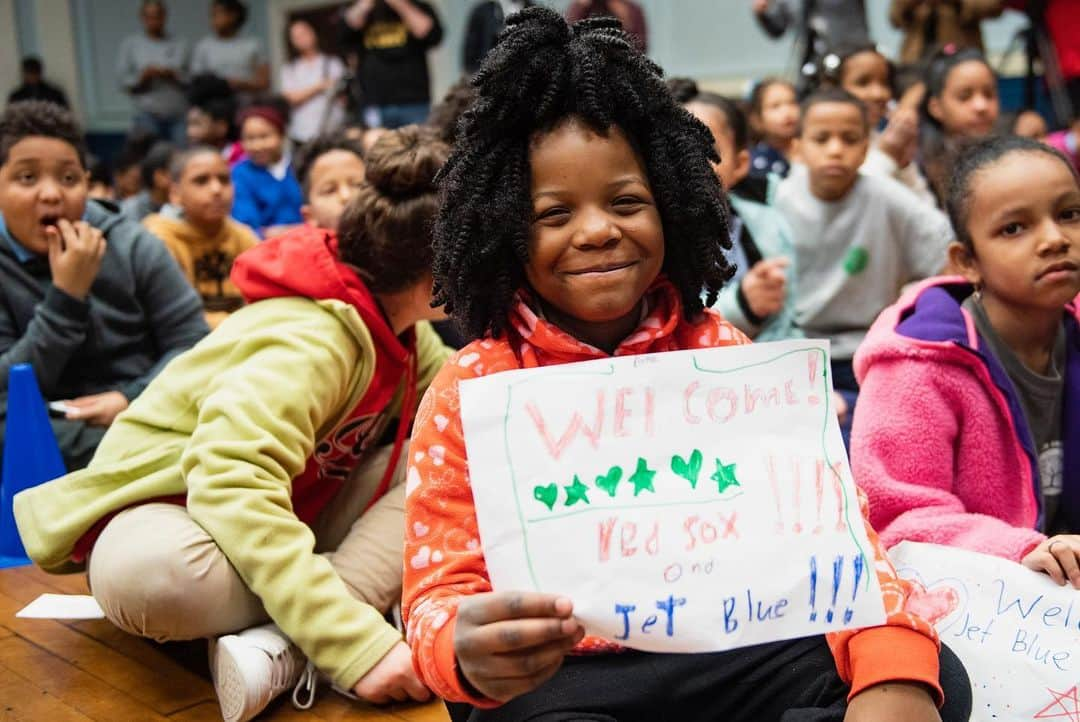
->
[904, 579, 961, 626]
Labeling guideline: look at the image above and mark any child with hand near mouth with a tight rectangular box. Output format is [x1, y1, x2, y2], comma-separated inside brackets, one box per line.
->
[0, 101, 207, 470]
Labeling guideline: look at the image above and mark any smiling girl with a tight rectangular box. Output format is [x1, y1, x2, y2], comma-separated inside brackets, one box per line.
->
[402, 8, 970, 722]
[918, 46, 999, 201]
[852, 135, 1080, 586]
[837, 45, 935, 206]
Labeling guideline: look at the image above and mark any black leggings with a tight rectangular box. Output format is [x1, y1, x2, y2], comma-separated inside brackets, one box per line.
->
[447, 636, 971, 722]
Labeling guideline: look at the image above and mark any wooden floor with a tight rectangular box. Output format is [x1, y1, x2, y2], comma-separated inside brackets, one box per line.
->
[0, 565, 450, 722]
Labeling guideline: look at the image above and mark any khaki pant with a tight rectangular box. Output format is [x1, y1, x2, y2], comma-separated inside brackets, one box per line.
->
[88, 444, 406, 642]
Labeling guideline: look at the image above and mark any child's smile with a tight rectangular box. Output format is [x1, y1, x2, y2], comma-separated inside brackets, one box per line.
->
[526, 118, 664, 351]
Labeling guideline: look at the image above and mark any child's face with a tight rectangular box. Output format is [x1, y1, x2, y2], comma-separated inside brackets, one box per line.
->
[799, 102, 869, 202]
[929, 61, 998, 138]
[114, 164, 142, 200]
[0, 137, 88, 254]
[841, 51, 891, 128]
[526, 120, 664, 338]
[211, 4, 239, 35]
[959, 151, 1080, 312]
[302, 149, 366, 232]
[686, 102, 749, 191]
[187, 107, 226, 148]
[241, 117, 285, 168]
[756, 83, 799, 143]
[172, 152, 233, 229]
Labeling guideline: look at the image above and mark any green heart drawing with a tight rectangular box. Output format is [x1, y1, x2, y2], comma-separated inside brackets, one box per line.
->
[594, 465, 623, 497]
[533, 483, 558, 511]
[671, 449, 703, 488]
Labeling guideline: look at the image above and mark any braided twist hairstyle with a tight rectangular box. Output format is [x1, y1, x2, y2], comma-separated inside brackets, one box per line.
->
[432, 6, 734, 340]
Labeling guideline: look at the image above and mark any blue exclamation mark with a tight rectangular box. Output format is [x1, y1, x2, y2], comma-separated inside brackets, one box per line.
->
[827, 555, 843, 623]
[809, 556, 818, 622]
[843, 554, 866, 624]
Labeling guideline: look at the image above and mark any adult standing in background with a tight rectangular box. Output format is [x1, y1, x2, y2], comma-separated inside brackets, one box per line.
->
[116, 1, 189, 145]
[281, 20, 347, 145]
[565, 0, 647, 53]
[191, 0, 269, 107]
[340, 0, 444, 129]
[8, 57, 68, 109]
[463, 0, 532, 75]
[890, 0, 1004, 66]
[752, 0, 870, 89]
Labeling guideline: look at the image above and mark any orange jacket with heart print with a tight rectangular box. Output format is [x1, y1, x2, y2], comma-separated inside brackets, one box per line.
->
[402, 278, 943, 708]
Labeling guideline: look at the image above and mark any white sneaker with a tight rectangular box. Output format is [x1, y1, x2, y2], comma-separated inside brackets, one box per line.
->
[209, 624, 315, 722]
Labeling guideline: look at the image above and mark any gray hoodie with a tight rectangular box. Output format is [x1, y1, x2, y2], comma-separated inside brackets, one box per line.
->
[0, 199, 209, 401]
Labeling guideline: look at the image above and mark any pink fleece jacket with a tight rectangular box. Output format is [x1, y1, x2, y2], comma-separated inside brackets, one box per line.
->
[850, 277, 1080, 562]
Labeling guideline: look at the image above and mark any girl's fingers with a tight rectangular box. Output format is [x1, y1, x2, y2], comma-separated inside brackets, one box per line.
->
[1050, 541, 1080, 588]
[466, 630, 582, 678]
[1038, 552, 1067, 586]
[403, 675, 432, 702]
[460, 616, 580, 656]
[459, 591, 573, 626]
[478, 657, 565, 702]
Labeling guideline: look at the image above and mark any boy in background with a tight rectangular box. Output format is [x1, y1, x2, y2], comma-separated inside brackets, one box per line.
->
[121, 140, 176, 223]
[294, 132, 366, 233]
[0, 101, 207, 470]
[775, 88, 953, 440]
[145, 147, 258, 328]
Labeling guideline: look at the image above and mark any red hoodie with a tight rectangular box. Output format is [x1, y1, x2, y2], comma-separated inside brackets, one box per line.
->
[230, 226, 417, 523]
[71, 227, 417, 561]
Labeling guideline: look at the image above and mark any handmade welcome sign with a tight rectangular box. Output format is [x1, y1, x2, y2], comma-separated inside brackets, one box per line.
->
[891, 542, 1080, 722]
[459, 339, 886, 653]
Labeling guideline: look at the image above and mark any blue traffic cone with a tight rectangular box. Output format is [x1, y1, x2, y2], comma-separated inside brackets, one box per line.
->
[1, 364, 66, 568]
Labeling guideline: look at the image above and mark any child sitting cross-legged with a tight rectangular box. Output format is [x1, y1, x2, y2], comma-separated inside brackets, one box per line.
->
[15, 126, 454, 722]
[0, 101, 208, 471]
[403, 9, 970, 721]
[851, 135, 1080, 587]
[144, 147, 259, 328]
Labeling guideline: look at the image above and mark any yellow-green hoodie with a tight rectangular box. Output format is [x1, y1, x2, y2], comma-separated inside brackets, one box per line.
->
[14, 228, 452, 689]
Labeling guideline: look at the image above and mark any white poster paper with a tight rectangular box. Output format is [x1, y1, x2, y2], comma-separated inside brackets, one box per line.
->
[892, 541, 1080, 722]
[16, 593, 105, 620]
[459, 339, 886, 652]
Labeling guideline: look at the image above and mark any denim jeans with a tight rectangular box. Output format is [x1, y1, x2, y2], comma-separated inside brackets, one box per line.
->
[363, 102, 430, 130]
[131, 111, 187, 145]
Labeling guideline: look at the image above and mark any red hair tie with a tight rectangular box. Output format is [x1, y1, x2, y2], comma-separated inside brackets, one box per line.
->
[237, 105, 286, 135]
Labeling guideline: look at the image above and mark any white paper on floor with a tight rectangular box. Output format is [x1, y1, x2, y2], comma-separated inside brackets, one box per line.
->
[16, 593, 104, 619]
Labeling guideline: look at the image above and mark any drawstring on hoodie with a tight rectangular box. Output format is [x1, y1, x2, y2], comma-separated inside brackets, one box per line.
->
[364, 350, 418, 513]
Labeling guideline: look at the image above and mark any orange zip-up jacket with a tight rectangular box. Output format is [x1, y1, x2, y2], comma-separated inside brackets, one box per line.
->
[403, 278, 942, 708]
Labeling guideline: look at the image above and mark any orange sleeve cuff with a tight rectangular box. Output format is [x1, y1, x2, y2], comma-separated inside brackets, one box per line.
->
[846, 626, 944, 706]
[431, 615, 501, 709]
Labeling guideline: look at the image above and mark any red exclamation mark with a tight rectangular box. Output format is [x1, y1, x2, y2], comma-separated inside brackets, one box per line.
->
[813, 459, 824, 534]
[807, 352, 821, 406]
[792, 457, 803, 534]
[831, 461, 846, 532]
[766, 455, 784, 534]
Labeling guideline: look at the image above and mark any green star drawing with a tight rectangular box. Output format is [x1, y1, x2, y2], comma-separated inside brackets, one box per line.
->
[711, 459, 740, 493]
[564, 475, 591, 506]
[629, 457, 656, 496]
